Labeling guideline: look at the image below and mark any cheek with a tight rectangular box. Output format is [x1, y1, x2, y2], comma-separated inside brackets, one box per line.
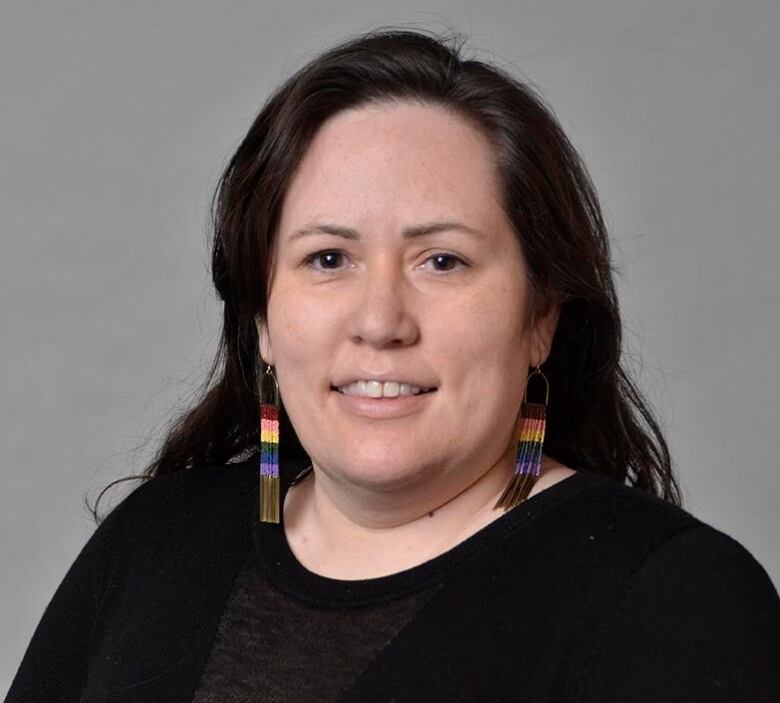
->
[268, 285, 331, 361]
[432, 286, 527, 365]
[267, 292, 332, 428]
[431, 289, 528, 408]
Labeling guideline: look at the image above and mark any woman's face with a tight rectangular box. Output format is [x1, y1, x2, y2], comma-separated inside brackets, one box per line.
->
[258, 102, 559, 497]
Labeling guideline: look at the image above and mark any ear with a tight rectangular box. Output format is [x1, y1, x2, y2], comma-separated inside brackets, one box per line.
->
[530, 295, 561, 367]
[255, 316, 275, 367]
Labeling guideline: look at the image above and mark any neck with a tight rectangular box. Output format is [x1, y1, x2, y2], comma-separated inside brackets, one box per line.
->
[282, 452, 562, 580]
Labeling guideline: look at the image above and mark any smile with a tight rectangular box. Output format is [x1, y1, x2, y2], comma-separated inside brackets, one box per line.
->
[331, 387, 437, 419]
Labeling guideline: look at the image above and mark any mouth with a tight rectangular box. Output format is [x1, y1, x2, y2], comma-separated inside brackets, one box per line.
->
[330, 385, 438, 396]
[330, 384, 438, 419]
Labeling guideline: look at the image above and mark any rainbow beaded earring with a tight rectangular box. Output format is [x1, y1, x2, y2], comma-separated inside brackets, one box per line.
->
[494, 365, 550, 511]
[259, 363, 280, 523]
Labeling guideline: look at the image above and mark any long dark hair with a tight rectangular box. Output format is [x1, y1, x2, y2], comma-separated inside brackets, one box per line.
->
[89, 27, 681, 523]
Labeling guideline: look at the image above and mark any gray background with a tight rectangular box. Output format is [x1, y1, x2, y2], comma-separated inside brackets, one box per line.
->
[2, 0, 777, 692]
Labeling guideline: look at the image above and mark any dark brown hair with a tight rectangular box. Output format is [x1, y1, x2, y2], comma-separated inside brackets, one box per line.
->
[89, 27, 681, 522]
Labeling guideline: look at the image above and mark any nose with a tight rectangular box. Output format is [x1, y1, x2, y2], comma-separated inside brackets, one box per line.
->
[346, 259, 419, 348]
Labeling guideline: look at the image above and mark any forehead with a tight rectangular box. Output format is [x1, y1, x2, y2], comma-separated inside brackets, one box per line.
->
[278, 102, 505, 234]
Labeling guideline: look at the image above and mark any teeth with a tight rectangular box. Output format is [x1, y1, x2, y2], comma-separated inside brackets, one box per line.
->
[336, 380, 432, 398]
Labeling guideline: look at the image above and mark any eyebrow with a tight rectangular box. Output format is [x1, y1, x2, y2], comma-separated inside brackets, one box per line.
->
[289, 221, 485, 241]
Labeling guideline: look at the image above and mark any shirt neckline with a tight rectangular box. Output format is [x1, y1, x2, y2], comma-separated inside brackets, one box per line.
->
[254, 466, 605, 607]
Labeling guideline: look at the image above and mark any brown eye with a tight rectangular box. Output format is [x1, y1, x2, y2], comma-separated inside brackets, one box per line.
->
[424, 253, 468, 273]
[303, 250, 347, 271]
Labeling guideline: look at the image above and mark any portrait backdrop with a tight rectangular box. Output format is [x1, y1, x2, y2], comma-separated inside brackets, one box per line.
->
[1, 1, 777, 695]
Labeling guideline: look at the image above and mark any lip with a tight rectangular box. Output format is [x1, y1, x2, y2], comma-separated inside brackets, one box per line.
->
[332, 378, 437, 391]
[331, 388, 436, 419]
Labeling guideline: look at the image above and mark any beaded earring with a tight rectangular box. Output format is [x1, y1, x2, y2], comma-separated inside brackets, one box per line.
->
[259, 363, 281, 523]
[494, 365, 550, 511]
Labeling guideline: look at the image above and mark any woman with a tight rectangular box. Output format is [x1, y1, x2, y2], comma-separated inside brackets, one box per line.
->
[7, 28, 779, 702]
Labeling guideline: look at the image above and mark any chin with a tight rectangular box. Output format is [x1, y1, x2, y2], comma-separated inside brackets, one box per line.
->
[330, 455, 428, 492]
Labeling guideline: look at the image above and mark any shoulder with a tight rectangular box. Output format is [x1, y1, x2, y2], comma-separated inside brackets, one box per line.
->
[94, 455, 259, 546]
[539, 469, 778, 609]
[562, 468, 720, 549]
[624, 521, 780, 617]
[73, 455, 261, 614]
[573, 470, 772, 568]
[539, 469, 704, 561]
[588, 474, 779, 613]
[551, 472, 780, 699]
[570, 478, 780, 699]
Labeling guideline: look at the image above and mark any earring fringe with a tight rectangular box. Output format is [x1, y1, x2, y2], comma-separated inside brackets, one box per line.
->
[259, 473, 280, 523]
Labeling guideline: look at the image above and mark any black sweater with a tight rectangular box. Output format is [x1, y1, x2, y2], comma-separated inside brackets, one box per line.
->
[6, 456, 780, 702]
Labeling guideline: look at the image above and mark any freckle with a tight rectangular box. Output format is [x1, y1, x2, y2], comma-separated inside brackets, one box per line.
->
[428, 511, 435, 518]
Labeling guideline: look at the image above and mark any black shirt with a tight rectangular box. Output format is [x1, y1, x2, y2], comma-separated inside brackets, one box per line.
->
[6, 456, 780, 702]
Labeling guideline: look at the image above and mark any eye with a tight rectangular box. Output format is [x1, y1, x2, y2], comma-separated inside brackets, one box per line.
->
[421, 252, 469, 274]
[302, 250, 349, 272]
